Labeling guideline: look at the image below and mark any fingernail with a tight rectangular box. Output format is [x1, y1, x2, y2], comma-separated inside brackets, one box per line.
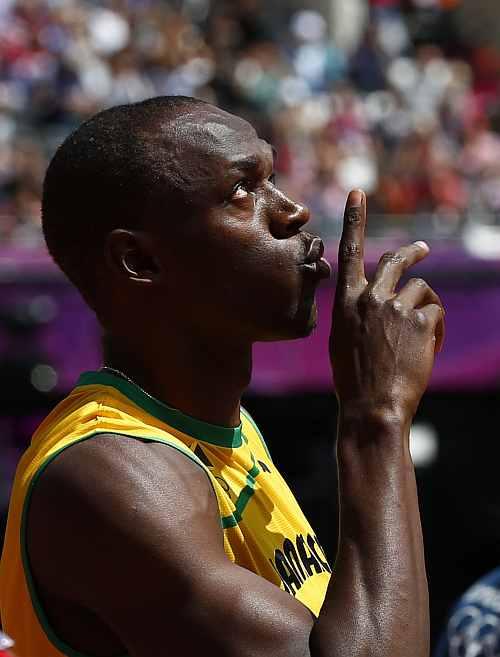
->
[349, 190, 364, 206]
[414, 240, 429, 252]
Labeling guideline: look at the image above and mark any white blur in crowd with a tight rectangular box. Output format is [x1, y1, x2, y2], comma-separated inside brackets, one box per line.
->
[1, 0, 500, 246]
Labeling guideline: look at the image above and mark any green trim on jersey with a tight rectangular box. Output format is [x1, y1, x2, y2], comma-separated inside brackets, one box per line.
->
[20, 431, 213, 657]
[241, 406, 273, 460]
[221, 453, 261, 529]
[77, 371, 243, 448]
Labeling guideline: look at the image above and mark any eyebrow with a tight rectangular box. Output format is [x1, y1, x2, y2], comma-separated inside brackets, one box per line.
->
[229, 154, 262, 174]
[229, 146, 276, 175]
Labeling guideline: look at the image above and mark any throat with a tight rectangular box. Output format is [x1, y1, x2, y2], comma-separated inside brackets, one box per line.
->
[102, 334, 253, 428]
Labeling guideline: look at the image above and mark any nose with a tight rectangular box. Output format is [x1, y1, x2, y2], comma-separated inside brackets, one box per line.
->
[270, 191, 311, 239]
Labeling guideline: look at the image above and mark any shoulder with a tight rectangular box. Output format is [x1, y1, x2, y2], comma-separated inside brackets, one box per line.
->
[23, 436, 314, 657]
[27, 432, 219, 602]
[31, 432, 212, 505]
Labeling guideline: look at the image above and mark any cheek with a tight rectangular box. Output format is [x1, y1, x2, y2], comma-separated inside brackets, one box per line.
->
[224, 239, 298, 292]
[230, 249, 304, 325]
[172, 216, 303, 319]
[193, 220, 270, 282]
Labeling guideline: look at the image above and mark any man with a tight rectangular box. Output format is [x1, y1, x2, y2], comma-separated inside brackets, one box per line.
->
[0, 96, 444, 657]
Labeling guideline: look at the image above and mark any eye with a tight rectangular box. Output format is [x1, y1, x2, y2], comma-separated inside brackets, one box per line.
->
[268, 173, 276, 185]
[232, 180, 252, 200]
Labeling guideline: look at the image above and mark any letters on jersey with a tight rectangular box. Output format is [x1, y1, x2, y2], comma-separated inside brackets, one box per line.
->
[271, 533, 332, 596]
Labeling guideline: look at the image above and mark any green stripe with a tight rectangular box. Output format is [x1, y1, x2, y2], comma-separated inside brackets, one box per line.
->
[241, 406, 273, 460]
[247, 455, 260, 479]
[20, 431, 214, 657]
[77, 371, 242, 448]
[221, 454, 260, 529]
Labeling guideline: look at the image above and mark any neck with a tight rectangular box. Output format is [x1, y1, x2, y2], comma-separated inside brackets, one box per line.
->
[102, 331, 252, 428]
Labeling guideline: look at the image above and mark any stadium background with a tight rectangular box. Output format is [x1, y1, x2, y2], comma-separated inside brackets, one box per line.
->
[2, 0, 500, 649]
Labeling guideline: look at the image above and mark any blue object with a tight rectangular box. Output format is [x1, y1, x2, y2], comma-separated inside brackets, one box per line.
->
[435, 568, 500, 657]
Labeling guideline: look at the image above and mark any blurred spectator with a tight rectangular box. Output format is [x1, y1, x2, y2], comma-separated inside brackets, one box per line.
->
[1, 0, 500, 244]
[434, 567, 500, 657]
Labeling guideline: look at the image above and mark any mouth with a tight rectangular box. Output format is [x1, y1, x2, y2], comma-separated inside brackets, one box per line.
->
[301, 237, 332, 280]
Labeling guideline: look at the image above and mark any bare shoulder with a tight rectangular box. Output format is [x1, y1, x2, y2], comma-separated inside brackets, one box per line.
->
[27, 433, 218, 602]
[30, 431, 211, 502]
[27, 433, 313, 657]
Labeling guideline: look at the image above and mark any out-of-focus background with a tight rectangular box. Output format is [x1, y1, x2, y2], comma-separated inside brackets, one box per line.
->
[2, 0, 500, 648]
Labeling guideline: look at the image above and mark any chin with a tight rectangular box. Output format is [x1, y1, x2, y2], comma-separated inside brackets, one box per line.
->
[294, 303, 318, 337]
[259, 301, 318, 342]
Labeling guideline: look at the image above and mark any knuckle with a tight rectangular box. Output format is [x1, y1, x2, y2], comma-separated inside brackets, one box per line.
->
[389, 298, 404, 315]
[359, 288, 383, 310]
[413, 310, 428, 329]
[340, 241, 361, 261]
[346, 207, 362, 225]
[381, 251, 405, 267]
[381, 251, 396, 263]
[410, 277, 428, 290]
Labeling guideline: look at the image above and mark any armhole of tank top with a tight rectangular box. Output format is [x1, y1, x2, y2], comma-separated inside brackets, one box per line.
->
[240, 406, 273, 461]
[19, 430, 221, 657]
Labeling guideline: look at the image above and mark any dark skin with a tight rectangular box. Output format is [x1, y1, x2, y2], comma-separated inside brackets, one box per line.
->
[28, 104, 444, 657]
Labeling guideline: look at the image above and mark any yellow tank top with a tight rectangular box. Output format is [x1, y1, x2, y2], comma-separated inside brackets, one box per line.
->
[0, 370, 331, 657]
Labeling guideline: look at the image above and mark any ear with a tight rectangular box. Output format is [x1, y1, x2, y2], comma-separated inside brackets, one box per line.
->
[105, 229, 161, 285]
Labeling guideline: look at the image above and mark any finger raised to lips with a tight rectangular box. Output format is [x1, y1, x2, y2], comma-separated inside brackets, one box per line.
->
[337, 189, 367, 293]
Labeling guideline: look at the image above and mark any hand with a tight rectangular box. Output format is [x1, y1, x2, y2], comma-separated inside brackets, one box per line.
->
[330, 190, 445, 424]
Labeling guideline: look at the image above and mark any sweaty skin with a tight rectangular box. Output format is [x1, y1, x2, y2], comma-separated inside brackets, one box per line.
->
[28, 104, 444, 657]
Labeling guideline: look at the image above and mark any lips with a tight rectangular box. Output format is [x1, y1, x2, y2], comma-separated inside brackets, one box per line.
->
[302, 237, 332, 279]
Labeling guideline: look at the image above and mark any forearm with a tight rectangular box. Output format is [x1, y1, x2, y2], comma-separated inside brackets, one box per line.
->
[310, 410, 429, 657]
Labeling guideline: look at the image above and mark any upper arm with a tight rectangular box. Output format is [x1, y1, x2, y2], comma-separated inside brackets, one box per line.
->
[27, 435, 314, 657]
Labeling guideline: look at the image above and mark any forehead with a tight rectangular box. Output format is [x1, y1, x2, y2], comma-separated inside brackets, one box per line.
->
[168, 107, 272, 171]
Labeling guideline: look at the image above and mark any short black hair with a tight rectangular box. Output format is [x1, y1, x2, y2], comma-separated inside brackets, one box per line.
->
[42, 95, 208, 299]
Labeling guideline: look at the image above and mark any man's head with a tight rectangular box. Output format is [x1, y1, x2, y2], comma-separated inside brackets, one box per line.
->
[42, 96, 330, 345]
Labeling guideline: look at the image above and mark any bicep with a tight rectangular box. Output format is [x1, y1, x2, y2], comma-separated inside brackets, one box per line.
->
[122, 553, 313, 657]
[28, 436, 314, 657]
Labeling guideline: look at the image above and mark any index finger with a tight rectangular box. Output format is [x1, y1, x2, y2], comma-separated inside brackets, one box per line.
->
[337, 189, 367, 293]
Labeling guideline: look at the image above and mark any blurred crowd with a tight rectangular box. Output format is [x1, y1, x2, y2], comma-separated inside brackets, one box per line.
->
[2, 0, 500, 244]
